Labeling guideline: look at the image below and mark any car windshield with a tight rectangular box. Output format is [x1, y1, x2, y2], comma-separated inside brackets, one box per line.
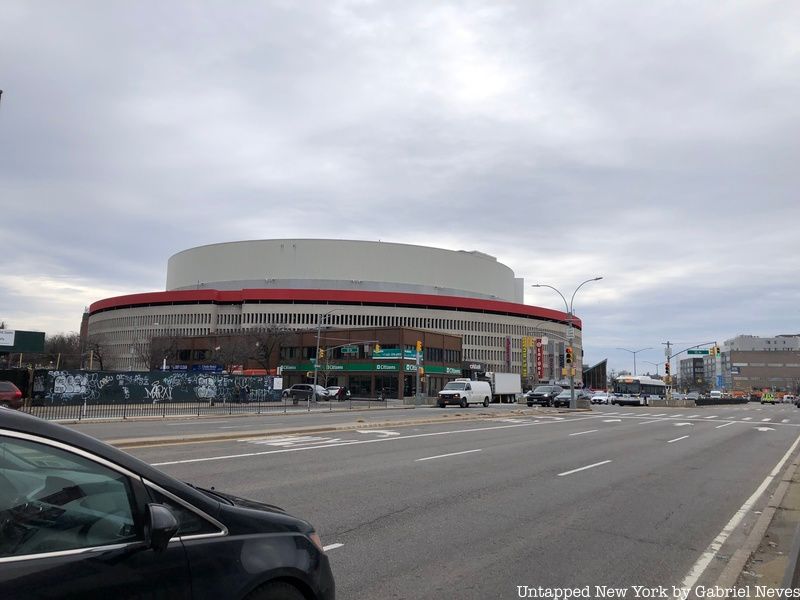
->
[443, 382, 467, 390]
[533, 386, 553, 393]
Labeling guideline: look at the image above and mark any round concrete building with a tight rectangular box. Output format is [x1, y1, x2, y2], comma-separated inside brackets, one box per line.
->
[87, 239, 582, 382]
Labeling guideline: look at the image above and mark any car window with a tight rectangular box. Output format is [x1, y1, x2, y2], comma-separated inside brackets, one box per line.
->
[146, 488, 220, 537]
[0, 435, 139, 559]
[0, 382, 16, 392]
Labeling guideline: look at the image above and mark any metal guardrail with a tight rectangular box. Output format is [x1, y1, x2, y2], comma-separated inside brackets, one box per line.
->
[22, 397, 405, 421]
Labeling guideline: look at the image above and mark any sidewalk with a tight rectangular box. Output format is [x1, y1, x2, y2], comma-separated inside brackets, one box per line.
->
[734, 454, 800, 590]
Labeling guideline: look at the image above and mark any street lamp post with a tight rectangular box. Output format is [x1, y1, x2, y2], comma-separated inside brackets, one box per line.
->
[642, 360, 661, 376]
[532, 277, 603, 409]
[313, 309, 343, 408]
[616, 347, 652, 377]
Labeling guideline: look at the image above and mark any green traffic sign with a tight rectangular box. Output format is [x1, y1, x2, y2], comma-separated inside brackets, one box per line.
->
[341, 346, 358, 354]
[687, 349, 709, 355]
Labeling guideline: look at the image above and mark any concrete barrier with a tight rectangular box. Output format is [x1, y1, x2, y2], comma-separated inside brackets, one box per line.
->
[648, 398, 697, 408]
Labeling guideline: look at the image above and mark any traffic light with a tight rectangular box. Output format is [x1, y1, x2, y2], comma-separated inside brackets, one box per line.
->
[416, 340, 422, 353]
[665, 362, 671, 376]
[565, 347, 573, 365]
[318, 348, 325, 359]
[374, 343, 381, 353]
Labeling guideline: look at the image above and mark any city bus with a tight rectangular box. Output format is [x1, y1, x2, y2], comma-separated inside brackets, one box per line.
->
[612, 375, 666, 406]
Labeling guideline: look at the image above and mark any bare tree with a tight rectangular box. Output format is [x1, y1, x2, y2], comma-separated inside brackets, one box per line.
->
[44, 332, 82, 369]
[211, 336, 252, 372]
[249, 325, 291, 372]
[85, 337, 106, 371]
[148, 335, 183, 370]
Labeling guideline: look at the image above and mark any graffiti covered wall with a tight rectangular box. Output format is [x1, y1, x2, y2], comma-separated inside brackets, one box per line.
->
[38, 370, 281, 405]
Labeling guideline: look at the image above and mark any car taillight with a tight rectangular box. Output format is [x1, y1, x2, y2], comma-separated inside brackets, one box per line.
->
[14, 391, 22, 399]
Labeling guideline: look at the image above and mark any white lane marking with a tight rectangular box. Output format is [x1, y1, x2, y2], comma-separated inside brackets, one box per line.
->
[356, 430, 400, 437]
[755, 427, 775, 432]
[603, 419, 622, 423]
[151, 416, 599, 466]
[762, 418, 772, 422]
[783, 419, 791, 423]
[491, 418, 529, 424]
[716, 422, 735, 429]
[416, 449, 482, 462]
[569, 429, 599, 436]
[704, 416, 718, 419]
[323, 543, 344, 551]
[651, 413, 667, 417]
[674, 423, 693, 427]
[245, 435, 340, 447]
[639, 420, 662, 425]
[687, 414, 701, 418]
[681, 431, 800, 590]
[558, 460, 612, 477]
[742, 417, 753, 421]
[667, 435, 689, 443]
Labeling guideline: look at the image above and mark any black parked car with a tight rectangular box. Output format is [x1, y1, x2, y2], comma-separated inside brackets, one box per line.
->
[0, 410, 335, 600]
[526, 385, 564, 407]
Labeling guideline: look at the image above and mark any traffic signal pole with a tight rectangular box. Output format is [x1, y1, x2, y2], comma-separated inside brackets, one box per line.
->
[415, 340, 422, 404]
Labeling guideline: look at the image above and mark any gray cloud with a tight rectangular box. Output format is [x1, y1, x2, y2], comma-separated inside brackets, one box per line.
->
[1, 0, 798, 371]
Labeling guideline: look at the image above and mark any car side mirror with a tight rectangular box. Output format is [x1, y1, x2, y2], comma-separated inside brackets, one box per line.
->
[144, 503, 179, 553]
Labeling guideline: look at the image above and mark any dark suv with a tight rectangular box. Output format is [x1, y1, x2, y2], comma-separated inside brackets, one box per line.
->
[526, 385, 564, 407]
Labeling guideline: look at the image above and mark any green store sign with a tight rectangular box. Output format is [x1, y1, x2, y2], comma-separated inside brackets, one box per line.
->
[278, 362, 460, 375]
[373, 349, 420, 360]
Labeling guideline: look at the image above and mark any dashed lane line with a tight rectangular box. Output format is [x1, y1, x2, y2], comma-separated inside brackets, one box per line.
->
[557, 460, 612, 477]
[416, 449, 482, 462]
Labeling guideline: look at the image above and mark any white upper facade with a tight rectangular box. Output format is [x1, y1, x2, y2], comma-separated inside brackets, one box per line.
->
[167, 239, 525, 302]
[722, 334, 800, 352]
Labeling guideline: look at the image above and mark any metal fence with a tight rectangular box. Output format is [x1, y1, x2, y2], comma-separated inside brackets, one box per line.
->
[22, 396, 402, 421]
[15, 368, 406, 421]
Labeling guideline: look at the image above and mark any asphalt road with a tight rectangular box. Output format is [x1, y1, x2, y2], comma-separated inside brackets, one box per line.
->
[105, 403, 800, 599]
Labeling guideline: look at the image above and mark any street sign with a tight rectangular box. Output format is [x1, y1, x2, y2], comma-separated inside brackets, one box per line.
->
[687, 349, 709, 355]
[341, 346, 358, 354]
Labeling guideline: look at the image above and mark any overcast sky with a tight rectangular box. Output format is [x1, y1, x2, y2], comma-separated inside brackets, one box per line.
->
[1, 1, 798, 372]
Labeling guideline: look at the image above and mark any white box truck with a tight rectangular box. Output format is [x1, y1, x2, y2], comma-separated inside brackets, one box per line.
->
[483, 372, 522, 403]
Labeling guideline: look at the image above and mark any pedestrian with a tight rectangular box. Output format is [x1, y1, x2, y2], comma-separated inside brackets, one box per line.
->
[337, 386, 346, 401]
[244, 384, 251, 404]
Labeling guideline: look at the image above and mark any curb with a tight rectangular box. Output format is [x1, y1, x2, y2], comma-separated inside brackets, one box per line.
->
[55, 404, 418, 425]
[713, 447, 800, 588]
[107, 407, 571, 448]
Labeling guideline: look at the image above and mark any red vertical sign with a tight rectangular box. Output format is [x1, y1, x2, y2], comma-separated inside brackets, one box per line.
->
[535, 338, 544, 379]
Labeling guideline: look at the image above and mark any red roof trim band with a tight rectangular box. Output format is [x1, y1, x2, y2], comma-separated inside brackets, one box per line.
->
[89, 289, 582, 329]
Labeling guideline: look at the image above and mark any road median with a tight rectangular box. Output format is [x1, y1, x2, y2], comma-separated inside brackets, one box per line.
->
[108, 407, 566, 448]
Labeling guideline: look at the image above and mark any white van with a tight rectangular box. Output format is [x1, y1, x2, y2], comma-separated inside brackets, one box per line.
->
[709, 390, 723, 400]
[437, 379, 492, 408]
